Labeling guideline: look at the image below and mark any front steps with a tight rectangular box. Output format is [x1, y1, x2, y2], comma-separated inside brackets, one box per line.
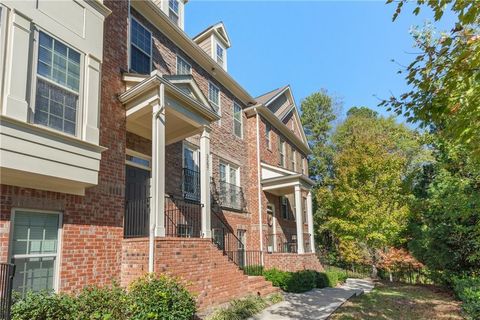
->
[122, 237, 278, 310]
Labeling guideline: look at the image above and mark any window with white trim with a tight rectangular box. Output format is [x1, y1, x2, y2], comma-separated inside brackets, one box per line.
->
[281, 197, 289, 219]
[169, 0, 180, 25]
[291, 149, 297, 171]
[34, 32, 81, 136]
[11, 210, 61, 295]
[130, 18, 151, 74]
[216, 43, 225, 67]
[278, 138, 285, 167]
[176, 55, 191, 75]
[265, 123, 271, 149]
[208, 82, 220, 113]
[233, 102, 242, 138]
[219, 161, 241, 209]
[301, 155, 305, 175]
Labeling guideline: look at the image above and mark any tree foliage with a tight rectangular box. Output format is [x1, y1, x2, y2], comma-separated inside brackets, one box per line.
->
[382, 0, 480, 157]
[317, 107, 424, 265]
[300, 89, 339, 180]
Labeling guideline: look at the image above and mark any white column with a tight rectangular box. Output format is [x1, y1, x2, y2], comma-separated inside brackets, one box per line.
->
[152, 84, 166, 237]
[200, 126, 211, 238]
[307, 191, 315, 253]
[294, 184, 305, 254]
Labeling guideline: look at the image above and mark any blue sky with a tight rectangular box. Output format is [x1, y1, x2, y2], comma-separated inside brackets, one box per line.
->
[185, 1, 455, 121]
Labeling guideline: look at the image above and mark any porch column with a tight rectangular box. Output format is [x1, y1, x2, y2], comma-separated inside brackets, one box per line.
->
[200, 127, 211, 238]
[294, 184, 305, 254]
[307, 190, 315, 253]
[152, 83, 166, 238]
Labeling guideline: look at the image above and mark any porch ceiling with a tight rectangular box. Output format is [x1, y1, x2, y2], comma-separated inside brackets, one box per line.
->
[261, 162, 314, 196]
[119, 71, 220, 144]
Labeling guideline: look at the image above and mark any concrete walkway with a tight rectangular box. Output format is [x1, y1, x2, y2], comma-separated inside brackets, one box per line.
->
[250, 278, 374, 320]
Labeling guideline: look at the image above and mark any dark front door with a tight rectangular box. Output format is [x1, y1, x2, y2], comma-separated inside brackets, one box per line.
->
[124, 165, 150, 237]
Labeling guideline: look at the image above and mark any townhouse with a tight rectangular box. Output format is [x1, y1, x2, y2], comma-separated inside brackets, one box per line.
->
[0, 0, 322, 309]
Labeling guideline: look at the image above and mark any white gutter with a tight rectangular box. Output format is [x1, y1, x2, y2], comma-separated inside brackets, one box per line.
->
[255, 108, 264, 259]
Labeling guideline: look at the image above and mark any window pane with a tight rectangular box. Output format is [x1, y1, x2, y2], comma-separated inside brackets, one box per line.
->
[234, 121, 241, 137]
[176, 56, 191, 75]
[169, 0, 179, 14]
[209, 83, 219, 107]
[219, 164, 226, 182]
[34, 79, 78, 135]
[37, 32, 80, 92]
[12, 257, 56, 295]
[130, 46, 151, 74]
[12, 211, 59, 256]
[131, 19, 151, 54]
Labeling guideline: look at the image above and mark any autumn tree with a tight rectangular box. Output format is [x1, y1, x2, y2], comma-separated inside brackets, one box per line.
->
[317, 107, 424, 274]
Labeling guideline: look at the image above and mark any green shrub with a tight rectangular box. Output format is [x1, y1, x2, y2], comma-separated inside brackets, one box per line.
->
[207, 294, 283, 320]
[128, 273, 196, 320]
[263, 269, 316, 293]
[76, 282, 129, 320]
[11, 291, 77, 320]
[315, 272, 329, 288]
[452, 275, 480, 320]
[243, 265, 264, 276]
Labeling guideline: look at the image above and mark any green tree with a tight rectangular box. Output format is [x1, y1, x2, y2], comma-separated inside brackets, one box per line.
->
[317, 107, 423, 273]
[382, 0, 480, 157]
[300, 90, 339, 180]
[408, 139, 480, 277]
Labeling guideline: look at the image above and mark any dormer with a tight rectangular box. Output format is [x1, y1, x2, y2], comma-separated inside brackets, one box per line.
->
[193, 22, 231, 71]
[153, 0, 187, 30]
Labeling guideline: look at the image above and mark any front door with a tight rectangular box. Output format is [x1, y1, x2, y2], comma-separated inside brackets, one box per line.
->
[124, 165, 150, 237]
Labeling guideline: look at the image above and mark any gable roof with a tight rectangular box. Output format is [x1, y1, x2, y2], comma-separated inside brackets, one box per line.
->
[255, 85, 309, 148]
[163, 74, 216, 114]
[192, 22, 231, 48]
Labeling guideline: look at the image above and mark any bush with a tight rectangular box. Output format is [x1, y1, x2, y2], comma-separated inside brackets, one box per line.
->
[263, 269, 316, 293]
[242, 265, 264, 276]
[128, 273, 196, 320]
[12, 291, 77, 320]
[12, 274, 196, 320]
[452, 275, 480, 320]
[207, 293, 283, 320]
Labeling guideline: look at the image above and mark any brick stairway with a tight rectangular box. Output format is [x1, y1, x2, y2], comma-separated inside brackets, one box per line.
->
[122, 237, 280, 310]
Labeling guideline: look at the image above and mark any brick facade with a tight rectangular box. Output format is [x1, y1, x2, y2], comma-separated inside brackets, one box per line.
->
[264, 253, 324, 272]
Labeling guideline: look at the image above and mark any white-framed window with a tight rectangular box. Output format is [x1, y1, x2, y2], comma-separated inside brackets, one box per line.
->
[10, 209, 62, 295]
[168, 0, 180, 25]
[34, 31, 82, 136]
[281, 197, 289, 219]
[208, 82, 220, 113]
[301, 156, 305, 175]
[265, 123, 271, 149]
[278, 138, 285, 167]
[219, 160, 241, 210]
[303, 197, 307, 224]
[216, 43, 225, 67]
[183, 143, 200, 201]
[219, 161, 239, 186]
[176, 55, 191, 75]
[291, 149, 297, 172]
[125, 149, 151, 171]
[130, 17, 152, 74]
[233, 102, 242, 138]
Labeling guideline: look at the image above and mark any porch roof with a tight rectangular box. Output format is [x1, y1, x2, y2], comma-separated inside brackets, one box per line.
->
[261, 162, 314, 195]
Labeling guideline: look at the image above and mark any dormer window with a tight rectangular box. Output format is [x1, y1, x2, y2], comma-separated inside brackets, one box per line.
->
[169, 0, 180, 25]
[216, 43, 224, 67]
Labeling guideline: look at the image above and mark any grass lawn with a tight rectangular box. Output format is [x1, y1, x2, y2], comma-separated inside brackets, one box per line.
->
[330, 281, 464, 320]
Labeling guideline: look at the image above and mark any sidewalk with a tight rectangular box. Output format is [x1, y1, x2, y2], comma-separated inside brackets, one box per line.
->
[250, 278, 374, 320]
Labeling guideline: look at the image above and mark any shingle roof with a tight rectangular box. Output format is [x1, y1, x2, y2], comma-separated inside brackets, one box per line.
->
[255, 85, 288, 106]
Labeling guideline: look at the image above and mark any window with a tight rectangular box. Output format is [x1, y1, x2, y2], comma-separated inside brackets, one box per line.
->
[126, 149, 151, 170]
[208, 82, 220, 113]
[281, 197, 288, 219]
[176, 55, 191, 75]
[278, 138, 285, 167]
[11, 210, 61, 295]
[233, 102, 242, 138]
[34, 32, 81, 136]
[265, 123, 271, 149]
[301, 156, 305, 175]
[216, 43, 224, 67]
[303, 197, 307, 223]
[183, 144, 199, 201]
[130, 18, 151, 74]
[291, 149, 297, 171]
[169, 0, 179, 25]
[219, 161, 241, 210]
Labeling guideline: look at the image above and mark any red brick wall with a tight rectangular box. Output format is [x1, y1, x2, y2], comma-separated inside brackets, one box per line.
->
[264, 253, 324, 272]
[0, 0, 129, 292]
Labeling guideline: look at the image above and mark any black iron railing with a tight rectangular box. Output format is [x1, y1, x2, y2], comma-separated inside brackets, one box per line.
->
[266, 233, 312, 253]
[215, 181, 246, 211]
[164, 196, 202, 237]
[0, 263, 15, 320]
[182, 168, 200, 202]
[225, 250, 264, 275]
[124, 198, 150, 238]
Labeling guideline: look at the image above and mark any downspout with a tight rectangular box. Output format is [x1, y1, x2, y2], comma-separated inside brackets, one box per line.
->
[255, 109, 264, 261]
